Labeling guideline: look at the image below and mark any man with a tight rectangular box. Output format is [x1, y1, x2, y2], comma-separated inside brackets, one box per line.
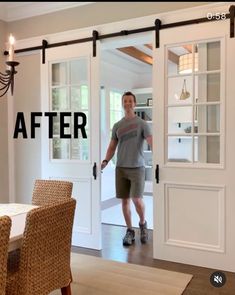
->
[101, 91, 152, 246]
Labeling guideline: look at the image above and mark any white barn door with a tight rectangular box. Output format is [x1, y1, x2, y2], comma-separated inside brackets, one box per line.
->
[41, 42, 101, 249]
[153, 20, 235, 271]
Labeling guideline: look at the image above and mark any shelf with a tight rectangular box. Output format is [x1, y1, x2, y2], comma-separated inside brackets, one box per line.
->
[175, 121, 198, 124]
[135, 106, 152, 110]
[175, 121, 192, 124]
[175, 122, 198, 128]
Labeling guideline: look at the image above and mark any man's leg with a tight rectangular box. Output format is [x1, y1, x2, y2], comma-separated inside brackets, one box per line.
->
[132, 197, 148, 244]
[129, 167, 148, 243]
[122, 198, 135, 246]
[122, 198, 132, 228]
[131, 197, 145, 224]
[116, 167, 135, 246]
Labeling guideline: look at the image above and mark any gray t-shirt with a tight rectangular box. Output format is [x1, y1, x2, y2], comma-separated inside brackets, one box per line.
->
[111, 116, 152, 168]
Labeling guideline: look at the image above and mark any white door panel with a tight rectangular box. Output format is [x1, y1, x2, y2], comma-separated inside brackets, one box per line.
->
[41, 42, 101, 250]
[153, 20, 235, 271]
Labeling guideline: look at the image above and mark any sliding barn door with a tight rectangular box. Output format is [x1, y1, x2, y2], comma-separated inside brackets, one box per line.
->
[41, 42, 102, 250]
[152, 20, 235, 271]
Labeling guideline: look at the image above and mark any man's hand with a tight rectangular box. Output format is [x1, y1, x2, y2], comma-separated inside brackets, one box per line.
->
[101, 160, 108, 170]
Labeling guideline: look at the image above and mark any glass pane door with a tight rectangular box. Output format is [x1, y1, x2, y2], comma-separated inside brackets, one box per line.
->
[50, 58, 90, 161]
[167, 40, 221, 164]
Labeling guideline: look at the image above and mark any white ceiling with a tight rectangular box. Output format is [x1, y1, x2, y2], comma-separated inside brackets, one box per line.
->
[102, 48, 152, 75]
[0, 2, 95, 22]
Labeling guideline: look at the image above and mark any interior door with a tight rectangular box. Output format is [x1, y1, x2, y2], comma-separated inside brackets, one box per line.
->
[153, 20, 235, 271]
[41, 42, 101, 250]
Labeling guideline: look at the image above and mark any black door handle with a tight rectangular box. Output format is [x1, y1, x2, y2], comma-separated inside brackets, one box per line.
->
[155, 164, 159, 183]
[93, 162, 97, 180]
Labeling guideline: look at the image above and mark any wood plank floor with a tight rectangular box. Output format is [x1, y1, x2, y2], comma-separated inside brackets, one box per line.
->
[72, 224, 235, 294]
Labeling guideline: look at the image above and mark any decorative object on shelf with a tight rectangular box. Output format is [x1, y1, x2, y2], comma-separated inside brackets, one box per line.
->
[0, 34, 19, 97]
[179, 79, 190, 100]
[147, 98, 152, 106]
[184, 126, 191, 133]
[179, 52, 198, 74]
[184, 126, 198, 133]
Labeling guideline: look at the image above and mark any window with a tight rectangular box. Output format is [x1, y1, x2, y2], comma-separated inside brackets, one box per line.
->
[167, 40, 222, 165]
[51, 58, 90, 161]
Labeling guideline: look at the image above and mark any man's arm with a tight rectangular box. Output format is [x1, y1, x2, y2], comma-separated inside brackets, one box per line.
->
[101, 139, 118, 169]
[146, 135, 152, 150]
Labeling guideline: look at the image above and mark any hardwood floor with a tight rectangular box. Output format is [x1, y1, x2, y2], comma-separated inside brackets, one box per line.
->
[72, 224, 235, 294]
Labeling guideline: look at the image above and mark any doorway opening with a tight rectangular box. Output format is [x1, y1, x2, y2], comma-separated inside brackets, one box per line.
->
[100, 33, 154, 250]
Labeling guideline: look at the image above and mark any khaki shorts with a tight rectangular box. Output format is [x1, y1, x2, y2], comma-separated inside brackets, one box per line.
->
[115, 167, 145, 199]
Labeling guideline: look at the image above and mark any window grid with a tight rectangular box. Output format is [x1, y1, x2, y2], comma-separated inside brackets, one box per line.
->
[166, 41, 221, 165]
[50, 60, 89, 161]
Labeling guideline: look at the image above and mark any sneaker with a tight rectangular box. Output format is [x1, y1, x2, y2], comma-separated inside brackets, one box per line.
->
[139, 221, 148, 244]
[123, 228, 135, 246]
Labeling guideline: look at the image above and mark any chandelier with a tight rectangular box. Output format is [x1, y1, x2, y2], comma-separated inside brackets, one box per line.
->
[0, 34, 19, 97]
[179, 52, 198, 74]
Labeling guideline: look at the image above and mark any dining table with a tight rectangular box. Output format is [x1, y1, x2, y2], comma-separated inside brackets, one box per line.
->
[0, 203, 38, 252]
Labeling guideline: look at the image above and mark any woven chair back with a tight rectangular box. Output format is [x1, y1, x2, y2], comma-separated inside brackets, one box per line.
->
[0, 216, 11, 295]
[13, 199, 76, 295]
[32, 179, 73, 206]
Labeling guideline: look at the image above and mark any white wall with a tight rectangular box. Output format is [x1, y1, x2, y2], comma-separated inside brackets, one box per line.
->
[101, 61, 137, 91]
[0, 20, 9, 202]
[14, 53, 41, 203]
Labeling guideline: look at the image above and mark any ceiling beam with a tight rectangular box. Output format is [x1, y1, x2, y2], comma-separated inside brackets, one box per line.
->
[117, 46, 152, 65]
[182, 45, 192, 53]
[145, 43, 179, 64]
[144, 44, 153, 50]
[168, 51, 179, 64]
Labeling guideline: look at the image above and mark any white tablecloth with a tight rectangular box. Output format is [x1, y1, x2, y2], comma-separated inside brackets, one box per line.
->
[0, 203, 38, 252]
[0, 203, 38, 217]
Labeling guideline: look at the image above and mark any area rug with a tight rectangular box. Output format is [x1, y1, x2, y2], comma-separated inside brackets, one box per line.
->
[50, 253, 192, 295]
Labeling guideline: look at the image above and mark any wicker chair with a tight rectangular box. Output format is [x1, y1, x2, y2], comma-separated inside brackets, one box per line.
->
[32, 179, 73, 206]
[6, 198, 76, 295]
[0, 216, 11, 295]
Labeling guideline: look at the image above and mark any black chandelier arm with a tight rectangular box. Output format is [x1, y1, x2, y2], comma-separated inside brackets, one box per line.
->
[0, 73, 13, 94]
[0, 84, 11, 97]
[0, 61, 19, 97]
[0, 81, 10, 90]
[0, 75, 10, 83]
[0, 71, 10, 77]
[0, 81, 8, 87]
[0, 79, 10, 86]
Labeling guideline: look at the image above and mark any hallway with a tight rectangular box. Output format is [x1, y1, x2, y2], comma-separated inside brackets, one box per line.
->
[102, 195, 153, 229]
